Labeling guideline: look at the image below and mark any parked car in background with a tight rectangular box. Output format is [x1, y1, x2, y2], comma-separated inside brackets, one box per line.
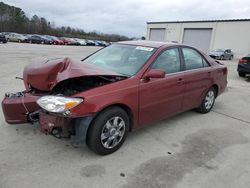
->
[2, 41, 228, 155]
[102, 41, 110, 47]
[238, 54, 250, 77]
[0, 33, 7, 43]
[44, 35, 64, 45]
[74, 38, 87, 46]
[94, 40, 108, 46]
[86, 39, 96, 46]
[27, 35, 52, 44]
[60, 37, 79, 45]
[209, 49, 234, 60]
[5, 33, 27, 43]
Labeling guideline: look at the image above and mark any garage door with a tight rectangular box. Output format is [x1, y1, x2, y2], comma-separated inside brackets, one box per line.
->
[182, 28, 212, 52]
[149, 28, 165, 41]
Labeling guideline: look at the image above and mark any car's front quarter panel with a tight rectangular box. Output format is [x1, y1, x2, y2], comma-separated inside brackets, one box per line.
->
[70, 77, 140, 129]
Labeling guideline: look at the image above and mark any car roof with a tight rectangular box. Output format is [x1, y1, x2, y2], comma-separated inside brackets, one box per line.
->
[118, 40, 176, 48]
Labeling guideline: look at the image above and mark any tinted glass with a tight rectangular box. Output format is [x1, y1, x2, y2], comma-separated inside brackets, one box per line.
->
[182, 48, 205, 70]
[152, 48, 181, 74]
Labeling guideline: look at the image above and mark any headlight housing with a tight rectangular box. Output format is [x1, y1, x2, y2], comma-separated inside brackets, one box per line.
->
[37, 96, 83, 113]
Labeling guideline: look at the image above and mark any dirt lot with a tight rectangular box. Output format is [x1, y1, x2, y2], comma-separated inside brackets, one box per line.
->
[0, 43, 250, 188]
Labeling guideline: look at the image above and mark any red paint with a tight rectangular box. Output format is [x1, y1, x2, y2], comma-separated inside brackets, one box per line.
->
[2, 41, 227, 133]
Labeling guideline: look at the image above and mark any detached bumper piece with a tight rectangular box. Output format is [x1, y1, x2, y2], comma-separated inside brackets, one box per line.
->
[39, 111, 71, 138]
[39, 111, 94, 146]
[1, 92, 40, 124]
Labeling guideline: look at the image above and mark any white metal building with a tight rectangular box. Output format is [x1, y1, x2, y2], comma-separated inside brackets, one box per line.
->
[146, 19, 250, 58]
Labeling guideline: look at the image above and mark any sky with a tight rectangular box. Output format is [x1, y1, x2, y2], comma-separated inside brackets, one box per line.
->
[2, 0, 250, 37]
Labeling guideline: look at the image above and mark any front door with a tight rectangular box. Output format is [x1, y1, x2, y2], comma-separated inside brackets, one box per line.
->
[139, 48, 185, 126]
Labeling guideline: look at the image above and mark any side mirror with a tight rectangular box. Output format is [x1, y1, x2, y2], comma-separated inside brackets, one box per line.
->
[144, 69, 165, 79]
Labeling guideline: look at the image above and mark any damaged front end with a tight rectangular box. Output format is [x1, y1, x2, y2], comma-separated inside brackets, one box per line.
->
[2, 91, 40, 124]
[1, 57, 127, 145]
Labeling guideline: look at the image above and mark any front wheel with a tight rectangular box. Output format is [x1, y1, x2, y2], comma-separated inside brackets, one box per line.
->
[196, 87, 216, 113]
[86, 107, 130, 155]
[220, 55, 224, 60]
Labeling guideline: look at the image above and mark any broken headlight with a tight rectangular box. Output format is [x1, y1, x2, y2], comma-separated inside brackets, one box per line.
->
[37, 96, 83, 113]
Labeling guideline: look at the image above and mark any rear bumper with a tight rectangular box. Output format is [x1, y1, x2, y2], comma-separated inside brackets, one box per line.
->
[238, 64, 250, 74]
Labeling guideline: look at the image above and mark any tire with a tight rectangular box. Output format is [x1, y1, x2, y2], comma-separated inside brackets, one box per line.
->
[229, 55, 233, 60]
[196, 87, 216, 114]
[86, 107, 130, 155]
[18, 39, 21, 43]
[220, 55, 224, 60]
[239, 72, 245, 77]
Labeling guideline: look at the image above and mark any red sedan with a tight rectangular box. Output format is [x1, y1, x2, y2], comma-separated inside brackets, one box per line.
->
[2, 41, 227, 155]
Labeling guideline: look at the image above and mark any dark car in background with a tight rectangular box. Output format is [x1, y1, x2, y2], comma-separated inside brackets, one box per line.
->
[209, 49, 234, 60]
[86, 39, 96, 46]
[2, 41, 227, 155]
[27, 35, 53, 44]
[238, 54, 250, 77]
[0, 33, 7, 43]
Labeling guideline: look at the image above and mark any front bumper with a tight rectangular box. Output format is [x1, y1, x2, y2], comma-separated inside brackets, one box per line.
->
[209, 55, 221, 59]
[1, 92, 40, 123]
[2, 91, 94, 145]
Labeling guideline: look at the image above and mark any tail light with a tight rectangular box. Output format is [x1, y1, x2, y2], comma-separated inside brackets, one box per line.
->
[239, 59, 247, 64]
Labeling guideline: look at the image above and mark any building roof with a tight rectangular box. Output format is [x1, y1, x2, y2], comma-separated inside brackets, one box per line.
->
[147, 18, 250, 24]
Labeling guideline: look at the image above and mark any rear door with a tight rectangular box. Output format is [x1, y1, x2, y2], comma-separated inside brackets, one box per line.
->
[139, 47, 185, 126]
[181, 47, 213, 111]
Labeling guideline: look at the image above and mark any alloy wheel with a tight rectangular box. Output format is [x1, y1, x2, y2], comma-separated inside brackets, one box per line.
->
[204, 90, 215, 110]
[101, 116, 126, 149]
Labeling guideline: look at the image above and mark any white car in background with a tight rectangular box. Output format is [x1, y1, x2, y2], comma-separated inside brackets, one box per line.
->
[5, 33, 27, 43]
[74, 38, 87, 46]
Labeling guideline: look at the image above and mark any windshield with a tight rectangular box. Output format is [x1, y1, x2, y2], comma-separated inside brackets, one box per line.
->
[82, 44, 156, 76]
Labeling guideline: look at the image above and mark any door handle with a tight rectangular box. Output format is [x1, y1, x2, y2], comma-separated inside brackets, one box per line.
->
[177, 78, 184, 85]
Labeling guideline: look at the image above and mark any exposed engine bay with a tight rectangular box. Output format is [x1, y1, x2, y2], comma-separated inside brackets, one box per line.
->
[50, 75, 126, 96]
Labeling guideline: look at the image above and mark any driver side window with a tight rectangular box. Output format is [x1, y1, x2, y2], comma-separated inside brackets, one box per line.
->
[152, 48, 181, 74]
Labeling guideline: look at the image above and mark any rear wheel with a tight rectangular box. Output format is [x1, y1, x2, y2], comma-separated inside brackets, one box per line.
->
[238, 72, 245, 77]
[196, 87, 216, 113]
[86, 107, 129, 155]
[229, 55, 233, 60]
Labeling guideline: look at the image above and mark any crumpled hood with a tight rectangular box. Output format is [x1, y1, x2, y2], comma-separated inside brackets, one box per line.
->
[23, 57, 122, 91]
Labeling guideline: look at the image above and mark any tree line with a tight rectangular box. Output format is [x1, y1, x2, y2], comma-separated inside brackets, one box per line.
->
[0, 2, 132, 41]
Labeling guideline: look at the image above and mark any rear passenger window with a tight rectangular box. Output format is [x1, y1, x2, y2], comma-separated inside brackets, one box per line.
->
[152, 48, 181, 74]
[182, 48, 208, 70]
